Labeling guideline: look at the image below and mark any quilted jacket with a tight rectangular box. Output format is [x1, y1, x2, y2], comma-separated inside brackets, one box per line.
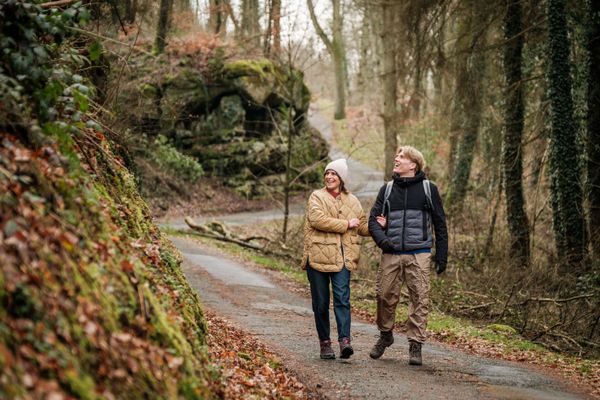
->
[301, 188, 369, 272]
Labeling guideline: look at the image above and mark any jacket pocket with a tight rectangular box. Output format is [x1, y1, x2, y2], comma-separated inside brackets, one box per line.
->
[309, 242, 337, 265]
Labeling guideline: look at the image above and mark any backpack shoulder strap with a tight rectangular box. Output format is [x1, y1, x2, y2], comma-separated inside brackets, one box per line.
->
[423, 179, 434, 211]
[383, 180, 393, 216]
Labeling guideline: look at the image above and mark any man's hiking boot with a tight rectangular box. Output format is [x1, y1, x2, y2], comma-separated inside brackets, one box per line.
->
[320, 340, 335, 359]
[369, 331, 394, 359]
[339, 337, 354, 359]
[408, 340, 422, 365]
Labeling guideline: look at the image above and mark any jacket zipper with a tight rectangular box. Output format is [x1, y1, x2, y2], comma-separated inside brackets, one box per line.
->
[338, 197, 345, 266]
[401, 186, 407, 250]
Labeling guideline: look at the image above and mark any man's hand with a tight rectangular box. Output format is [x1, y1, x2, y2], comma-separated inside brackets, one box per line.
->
[435, 261, 447, 275]
[379, 239, 393, 252]
[376, 215, 387, 228]
[348, 218, 360, 228]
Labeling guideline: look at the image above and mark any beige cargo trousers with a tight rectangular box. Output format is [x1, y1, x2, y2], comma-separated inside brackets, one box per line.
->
[376, 252, 431, 343]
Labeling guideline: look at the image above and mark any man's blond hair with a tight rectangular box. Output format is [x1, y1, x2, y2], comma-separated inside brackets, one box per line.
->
[397, 146, 426, 173]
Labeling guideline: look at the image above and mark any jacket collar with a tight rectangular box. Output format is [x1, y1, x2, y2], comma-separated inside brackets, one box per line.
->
[392, 170, 426, 186]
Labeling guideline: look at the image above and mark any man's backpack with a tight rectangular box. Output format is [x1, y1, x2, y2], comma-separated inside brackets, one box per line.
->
[382, 180, 434, 217]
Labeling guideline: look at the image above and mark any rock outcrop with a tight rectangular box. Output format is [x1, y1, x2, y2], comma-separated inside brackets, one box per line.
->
[118, 56, 328, 197]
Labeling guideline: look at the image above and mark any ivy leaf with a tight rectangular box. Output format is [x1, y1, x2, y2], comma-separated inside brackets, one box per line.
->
[88, 41, 102, 62]
[73, 89, 88, 112]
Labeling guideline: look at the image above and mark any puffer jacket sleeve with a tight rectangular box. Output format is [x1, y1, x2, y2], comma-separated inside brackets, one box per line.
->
[358, 207, 369, 236]
[430, 183, 448, 265]
[368, 184, 388, 247]
[307, 191, 348, 233]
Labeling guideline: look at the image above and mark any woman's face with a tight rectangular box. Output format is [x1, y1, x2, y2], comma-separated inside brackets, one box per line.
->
[324, 170, 341, 192]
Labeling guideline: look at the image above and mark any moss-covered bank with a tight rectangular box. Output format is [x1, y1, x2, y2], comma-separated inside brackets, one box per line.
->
[0, 129, 220, 398]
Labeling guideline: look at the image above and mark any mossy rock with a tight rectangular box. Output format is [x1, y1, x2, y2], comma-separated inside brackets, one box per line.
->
[223, 59, 310, 111]
[486, 324, 517, 335]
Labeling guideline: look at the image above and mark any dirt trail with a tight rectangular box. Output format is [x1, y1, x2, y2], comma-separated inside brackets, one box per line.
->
[170, 236, 584, 400]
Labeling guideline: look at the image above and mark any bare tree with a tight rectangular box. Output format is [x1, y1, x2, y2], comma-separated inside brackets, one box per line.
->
[307, 0, 347, 119]
[265, 0, 281, 56]
[380, 0, 399, 180]
[241, 0, 261, 47]
[208, 0, 227, 35]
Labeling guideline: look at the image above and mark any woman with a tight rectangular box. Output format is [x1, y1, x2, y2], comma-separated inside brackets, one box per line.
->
[301, 158, 369, 359]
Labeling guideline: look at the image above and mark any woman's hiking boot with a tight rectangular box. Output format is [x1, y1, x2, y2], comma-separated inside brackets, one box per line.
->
[320, 340, 335, 359]
[369, 331, 394, 359]
[339, 337, 354, 359]
[408, 340, 422, 365]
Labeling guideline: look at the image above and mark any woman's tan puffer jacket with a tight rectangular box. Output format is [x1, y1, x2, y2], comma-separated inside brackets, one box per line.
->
[301, 188, 369, 272]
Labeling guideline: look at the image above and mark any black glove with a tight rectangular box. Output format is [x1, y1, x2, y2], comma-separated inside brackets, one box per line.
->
[379, 239, 393, 253]
[435, 261, 447, 275]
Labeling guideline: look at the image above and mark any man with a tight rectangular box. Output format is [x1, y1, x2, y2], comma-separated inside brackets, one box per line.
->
[368, 146, 448, 365]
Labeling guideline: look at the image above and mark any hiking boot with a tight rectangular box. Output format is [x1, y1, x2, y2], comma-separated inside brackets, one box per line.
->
[369, 331, 394, 359]
[408, 340, 422, 365]
[320, 340, 335, 359]
[339, 337, 354, 359]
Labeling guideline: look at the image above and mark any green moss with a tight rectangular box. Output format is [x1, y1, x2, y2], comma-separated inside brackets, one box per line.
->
[486, 323, 517, 335]
[65, 370, 99, 400]
[223, 59, 277, 80]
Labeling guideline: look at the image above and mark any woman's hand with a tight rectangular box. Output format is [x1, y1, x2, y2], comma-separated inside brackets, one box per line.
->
[348, 218, 360, 228]
[376, 215, 387, 228]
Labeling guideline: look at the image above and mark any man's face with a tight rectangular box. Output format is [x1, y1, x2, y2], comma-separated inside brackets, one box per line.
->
[393, 151, 416, 177]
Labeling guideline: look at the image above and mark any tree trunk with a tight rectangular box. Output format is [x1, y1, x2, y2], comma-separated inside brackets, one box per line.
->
[123, 0, 135, 24]
[587, 0, 600, 257]
[264, 0, 281, 56]
[410, 6, 424, 119]
[209, 0, 226, 35]
[502, 0, 530, 266]
[546, 0, 586, 264]
[154, 0, 172, 54]
[381, 0, 398, 181]
[447, 1, 486, 209]
[307, 0, 347, 120]
[331, 0, 346, 119]
[242, 0, 260, 47]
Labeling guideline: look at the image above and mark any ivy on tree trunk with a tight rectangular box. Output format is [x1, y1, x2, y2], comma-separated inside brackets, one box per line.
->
[586, 0, 600, 257]
[546, 0, 586, 263]
[502, 0, 530, 266]
[447, 0, 486, 210]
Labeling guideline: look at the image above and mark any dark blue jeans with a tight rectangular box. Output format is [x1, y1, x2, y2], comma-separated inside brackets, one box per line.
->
[307, 265, 351, 342]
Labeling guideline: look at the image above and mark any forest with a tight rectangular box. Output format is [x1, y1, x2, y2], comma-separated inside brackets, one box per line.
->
[0, 0, 599, 398]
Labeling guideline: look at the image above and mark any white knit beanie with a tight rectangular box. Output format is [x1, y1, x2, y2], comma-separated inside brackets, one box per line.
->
[324, 158, 348, 184]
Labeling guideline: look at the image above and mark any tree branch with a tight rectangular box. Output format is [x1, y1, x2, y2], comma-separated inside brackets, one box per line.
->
[306, 0, 334, 53]
[41, 0, 76, 8]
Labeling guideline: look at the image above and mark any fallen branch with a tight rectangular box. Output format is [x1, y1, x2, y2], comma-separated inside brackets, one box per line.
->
[185, 217, 294, 259]
[41, 0, 75, 8]
[458, 301, 496, 312]
[185, 217, 264, 251]
[519, 293, 596, 306]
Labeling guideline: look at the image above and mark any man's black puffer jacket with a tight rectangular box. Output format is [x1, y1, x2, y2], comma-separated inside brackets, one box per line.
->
[369, 171, 448, 267]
